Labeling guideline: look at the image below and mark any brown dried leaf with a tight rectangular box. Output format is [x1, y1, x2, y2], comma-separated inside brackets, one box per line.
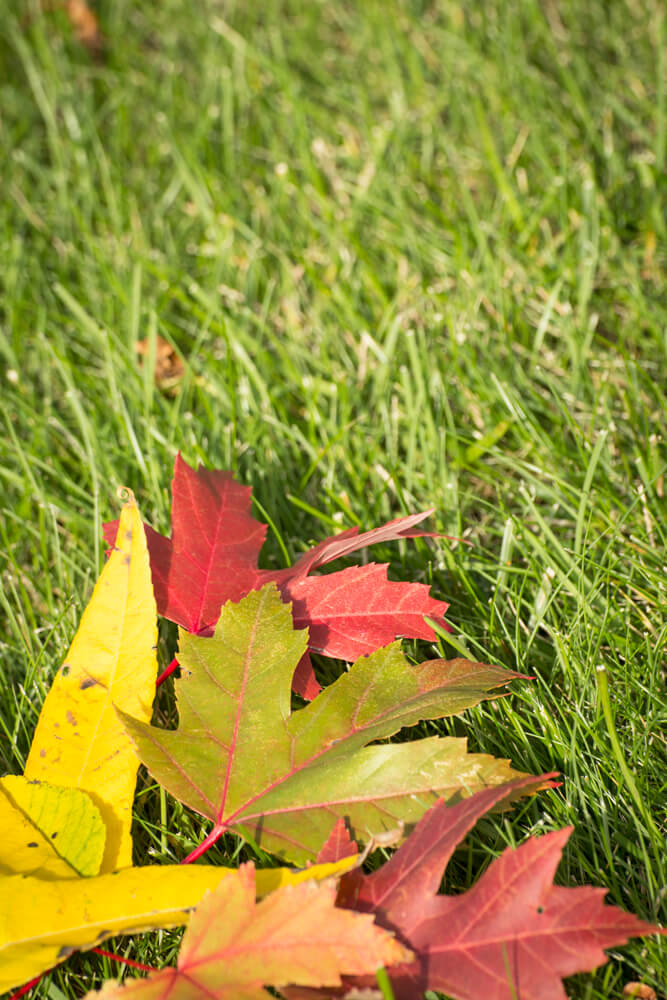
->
[623, 984, 657, 1000]
[66, 0, 104, 54]
[135, 336, 185, 394]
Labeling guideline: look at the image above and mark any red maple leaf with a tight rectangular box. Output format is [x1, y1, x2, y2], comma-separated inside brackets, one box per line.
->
[304, 778, 663, 1000]
[104, 454, 450, 698]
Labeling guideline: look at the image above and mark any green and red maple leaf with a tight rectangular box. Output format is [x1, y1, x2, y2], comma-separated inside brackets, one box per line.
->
[117, 583, 539, 865]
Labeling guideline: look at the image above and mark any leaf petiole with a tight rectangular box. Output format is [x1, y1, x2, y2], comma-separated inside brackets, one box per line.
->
[181, 824, 226, 864]
[157, 656, 179, 687]
[92, 948, 159, 973]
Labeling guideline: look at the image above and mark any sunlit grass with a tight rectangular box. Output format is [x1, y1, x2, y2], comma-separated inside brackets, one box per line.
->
[0, 0, 665, 995]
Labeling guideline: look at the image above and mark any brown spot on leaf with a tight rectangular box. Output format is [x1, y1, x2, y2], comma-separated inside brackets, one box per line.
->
[95, 929, 112, 942]
[57, 944, 78, 960]
[40, 748, 46, 758]
[80, 677, 98, 690]
[51, 831, 58, 839]
[27, 842, 38, 848]
[66, 710, 77, 726]
[123, 553, 131, 565]
[61, 664, 71, 677]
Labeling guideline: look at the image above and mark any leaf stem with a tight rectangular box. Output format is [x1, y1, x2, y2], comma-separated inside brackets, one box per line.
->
[181, 825, 225, 864]
[157, 656, 179, 687]
[92, 947, 158, 972]
[8, 974, 43, 999]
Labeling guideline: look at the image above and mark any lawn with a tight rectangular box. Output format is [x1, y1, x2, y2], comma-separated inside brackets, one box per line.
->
[0, 0, 665, 996]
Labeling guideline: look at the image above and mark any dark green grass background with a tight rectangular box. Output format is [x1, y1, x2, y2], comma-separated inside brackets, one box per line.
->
[0, 1, 665, 995]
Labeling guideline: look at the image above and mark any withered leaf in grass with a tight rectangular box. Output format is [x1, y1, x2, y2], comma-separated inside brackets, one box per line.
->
[66, 0, 104, 55]
[103, 454, 450, 698]
[118, 584, 540, 866]
[135, 335, 185, 394]
[84, 864, 410, 1000]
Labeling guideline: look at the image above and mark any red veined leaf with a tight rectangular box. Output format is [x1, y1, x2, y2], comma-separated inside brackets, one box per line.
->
[300, 780, 664, 1000]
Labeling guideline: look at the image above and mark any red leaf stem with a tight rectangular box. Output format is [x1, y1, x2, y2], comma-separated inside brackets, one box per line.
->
[156, 656, 179, 687]
[180, 824, 225, 865]
[92, 947, 159, 972]
[8, 974, 43, 999]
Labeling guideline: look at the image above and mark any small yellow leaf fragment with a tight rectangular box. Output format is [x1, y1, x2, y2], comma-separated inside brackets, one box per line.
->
[254, 852, 359, 896]
[24, 500, 158, 872]
[0, 776, 105, 879]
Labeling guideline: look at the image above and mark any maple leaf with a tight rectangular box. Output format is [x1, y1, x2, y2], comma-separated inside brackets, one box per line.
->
[117, 583, 542, 866]
[297, 780, 664, 1000]
[103, 454, 450, 698]
[84, 863, 412, 1000]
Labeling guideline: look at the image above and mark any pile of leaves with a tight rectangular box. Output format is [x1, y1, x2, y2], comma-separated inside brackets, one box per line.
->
[1, 456, 662, 999]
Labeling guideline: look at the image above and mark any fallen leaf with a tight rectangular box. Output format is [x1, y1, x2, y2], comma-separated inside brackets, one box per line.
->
[25, 498, 158, 872]
[103, 454, 450, 698]
[325, 781, 664, 1000]
[83, 863, 411, 1000]
[0, 855, 358, 993]
[0, 776, 105, 879]
[623, 984, 657, 1000]
[66, 0, 103, 54]
[118, 583, 540, 865]
[135, 336, 185, 394]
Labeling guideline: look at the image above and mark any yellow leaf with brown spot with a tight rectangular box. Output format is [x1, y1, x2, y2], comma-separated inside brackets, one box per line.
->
[24, 499, 158, 873]
[0, 856, 359, 993]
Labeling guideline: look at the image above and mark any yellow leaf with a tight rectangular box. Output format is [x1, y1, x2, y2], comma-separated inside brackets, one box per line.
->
[0, 856, 358, 993]
[24, 499, 158, 873]
[0, 776, 105, 880]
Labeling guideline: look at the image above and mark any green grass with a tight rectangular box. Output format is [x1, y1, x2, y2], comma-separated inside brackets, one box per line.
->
[1, 0, 665, 995]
